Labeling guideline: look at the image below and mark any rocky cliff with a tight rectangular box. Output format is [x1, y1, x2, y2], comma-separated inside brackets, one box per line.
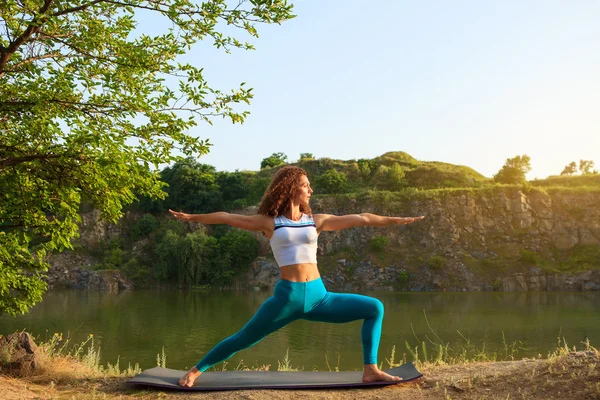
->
[48, 187, 600, 292]
[245, 187, 600, 291]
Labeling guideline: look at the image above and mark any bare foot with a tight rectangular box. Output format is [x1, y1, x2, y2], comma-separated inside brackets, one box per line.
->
[362, 364, 402, 382]
[178, 367, 201, 387]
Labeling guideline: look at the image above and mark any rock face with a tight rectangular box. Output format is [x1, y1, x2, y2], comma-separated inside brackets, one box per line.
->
[246, 257, 281, 289]
[50, 188, 600, 292]
[500, 269, 600, 292]
[245, 258, 600, 292]
[243, 189, 600, 292]
[45, 212, 136, 291]
[46, 266, 133, 290]
[0, 332, 43, 376]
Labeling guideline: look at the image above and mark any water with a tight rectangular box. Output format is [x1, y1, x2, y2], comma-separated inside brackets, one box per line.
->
[1, 290, 598, 371]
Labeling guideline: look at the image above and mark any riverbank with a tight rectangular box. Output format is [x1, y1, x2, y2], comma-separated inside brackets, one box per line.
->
[2, 340, 598, 399]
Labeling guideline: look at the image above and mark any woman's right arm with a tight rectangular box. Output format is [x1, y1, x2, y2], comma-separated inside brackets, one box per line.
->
[168, 210, 272, 234]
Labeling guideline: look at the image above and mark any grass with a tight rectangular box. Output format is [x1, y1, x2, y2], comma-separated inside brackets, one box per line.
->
[29, 332, 142, 382]
[3, 327, 599, 400]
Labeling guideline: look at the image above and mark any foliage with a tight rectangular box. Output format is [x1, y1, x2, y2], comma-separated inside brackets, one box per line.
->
[120, 257, 150, 286]
[136, 161, 261, 213]
[216, 171, 252, 210]
[357, 158, 377, 181]
[100, 247, 125, 270]
[396, 270, 409, 289]
[555, 245, 600, 272]
[561, 160, 598, 176]
[159, 159, 223, 213]
[0, 0, 294, 315]
[428, 255, 446, 270]
[129, 214, 159, 241]
[387, 163, 407, 190]
[369, 236, 389, 253]
[153, 224, 259, 287]
[405, 164, 486, 189]
[579, 160, 598, 175]
[260, 152, 288, 169]
[299, 153, 314, 160]
[371, 163, 408, 190]
[315, 169, 347, 194]
[531, 174, 600, 188]
[217, 229, 259, 276]
[518, 249, 547, 268]
[493, 155, 532, 184]
[561, 161, 578, 176]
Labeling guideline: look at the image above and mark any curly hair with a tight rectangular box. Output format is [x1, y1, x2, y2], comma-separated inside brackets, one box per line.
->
[257, 166, 312, 217]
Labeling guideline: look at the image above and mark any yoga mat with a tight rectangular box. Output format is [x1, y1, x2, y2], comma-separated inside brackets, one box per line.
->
[127, 362, 422, 391]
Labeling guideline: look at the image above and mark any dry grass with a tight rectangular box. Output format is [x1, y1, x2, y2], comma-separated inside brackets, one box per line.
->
[2, 337, 599, 399]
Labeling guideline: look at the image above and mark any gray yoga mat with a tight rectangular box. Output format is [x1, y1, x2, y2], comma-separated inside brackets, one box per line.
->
[127, 363, 422, 391]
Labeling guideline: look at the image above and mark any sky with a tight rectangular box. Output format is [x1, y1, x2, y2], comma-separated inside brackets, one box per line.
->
[144, 1, 599, 180]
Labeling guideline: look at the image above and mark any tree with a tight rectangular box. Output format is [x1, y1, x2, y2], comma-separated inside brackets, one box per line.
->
[493, 155, 532, 184]
[357, 158, 378, 182]
[561, 161, 577, 175]
[579, 160, 597, 175]
[316, 169, 347, 194]
[159, 159, 223, 213]
[218, 229, 259, 278]
[0, 1, 294, 316]
[260, 152, 288, 169]
[216, 171, 251, 209]
[387, 163, 406, 191]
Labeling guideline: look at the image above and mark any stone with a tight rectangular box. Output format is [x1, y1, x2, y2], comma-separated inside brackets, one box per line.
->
[583, 282, 600, 291]
[0, 332, 44, 376]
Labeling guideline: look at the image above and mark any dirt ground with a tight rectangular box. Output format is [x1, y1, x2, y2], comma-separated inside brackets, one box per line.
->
[2, 351, 599, 400]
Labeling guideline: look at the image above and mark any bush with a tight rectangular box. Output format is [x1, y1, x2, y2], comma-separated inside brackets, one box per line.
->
[218, 229, 260, 276]
[396, 270, 409, 289]
[261, 152, 288, 169]
[153, 226, 259, 287]
[129, 214, 159, 241]
[519, 249, 542, 264]
[121, 257, 150, 286]
[370, 236, 389, 253]
[100, 248, 124, 270]
[557, 245, 600, 272]
[316, 169, 347, 194]
[428, 255, 446, 270]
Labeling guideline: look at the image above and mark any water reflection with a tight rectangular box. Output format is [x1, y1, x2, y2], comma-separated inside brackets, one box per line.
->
[1, 290, 598, 371]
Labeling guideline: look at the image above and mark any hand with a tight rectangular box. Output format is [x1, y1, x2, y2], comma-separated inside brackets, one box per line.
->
[168, 209, 194, 222]
[396, 216, 425, 225]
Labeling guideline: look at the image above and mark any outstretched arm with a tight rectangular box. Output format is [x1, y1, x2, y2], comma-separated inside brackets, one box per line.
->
[315, 213, 424, 233]
[168, 209, 272, 234]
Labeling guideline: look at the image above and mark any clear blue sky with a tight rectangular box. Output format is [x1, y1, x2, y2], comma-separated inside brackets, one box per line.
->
[148, 1, 600, 179]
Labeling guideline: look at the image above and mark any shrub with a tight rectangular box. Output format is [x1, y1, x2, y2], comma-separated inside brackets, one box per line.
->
[370, 236, 389, 253]
[316, 169, 347, 194]
[121, 257, 150, 286]
[129, 214, 159, 241]
[396, 270, 409, 289]
[218, 229, 260, 276]
[428, 255, 446, 270]
[100, 248, 124, 270]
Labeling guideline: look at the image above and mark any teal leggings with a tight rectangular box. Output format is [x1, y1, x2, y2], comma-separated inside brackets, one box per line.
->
[196, 278, 384, 372]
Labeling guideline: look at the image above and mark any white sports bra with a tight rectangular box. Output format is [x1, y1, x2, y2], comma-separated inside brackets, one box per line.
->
[269, 214, 318, 267]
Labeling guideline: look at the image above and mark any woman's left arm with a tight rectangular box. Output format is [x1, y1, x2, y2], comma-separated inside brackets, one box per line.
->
[314, 213, 425, 233]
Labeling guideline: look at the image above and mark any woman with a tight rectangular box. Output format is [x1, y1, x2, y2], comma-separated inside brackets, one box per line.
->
[169, 165, 424, 387]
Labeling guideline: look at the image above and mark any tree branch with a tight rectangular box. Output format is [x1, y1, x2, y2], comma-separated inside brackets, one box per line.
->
[0, 153, 76, 169]
[0, 0, 55, 76]
[5, 52, 61, 71]
[52, 0, 108, 17]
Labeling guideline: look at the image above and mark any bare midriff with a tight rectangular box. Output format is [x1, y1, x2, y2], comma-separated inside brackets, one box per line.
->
[280, 263, 320, 282]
